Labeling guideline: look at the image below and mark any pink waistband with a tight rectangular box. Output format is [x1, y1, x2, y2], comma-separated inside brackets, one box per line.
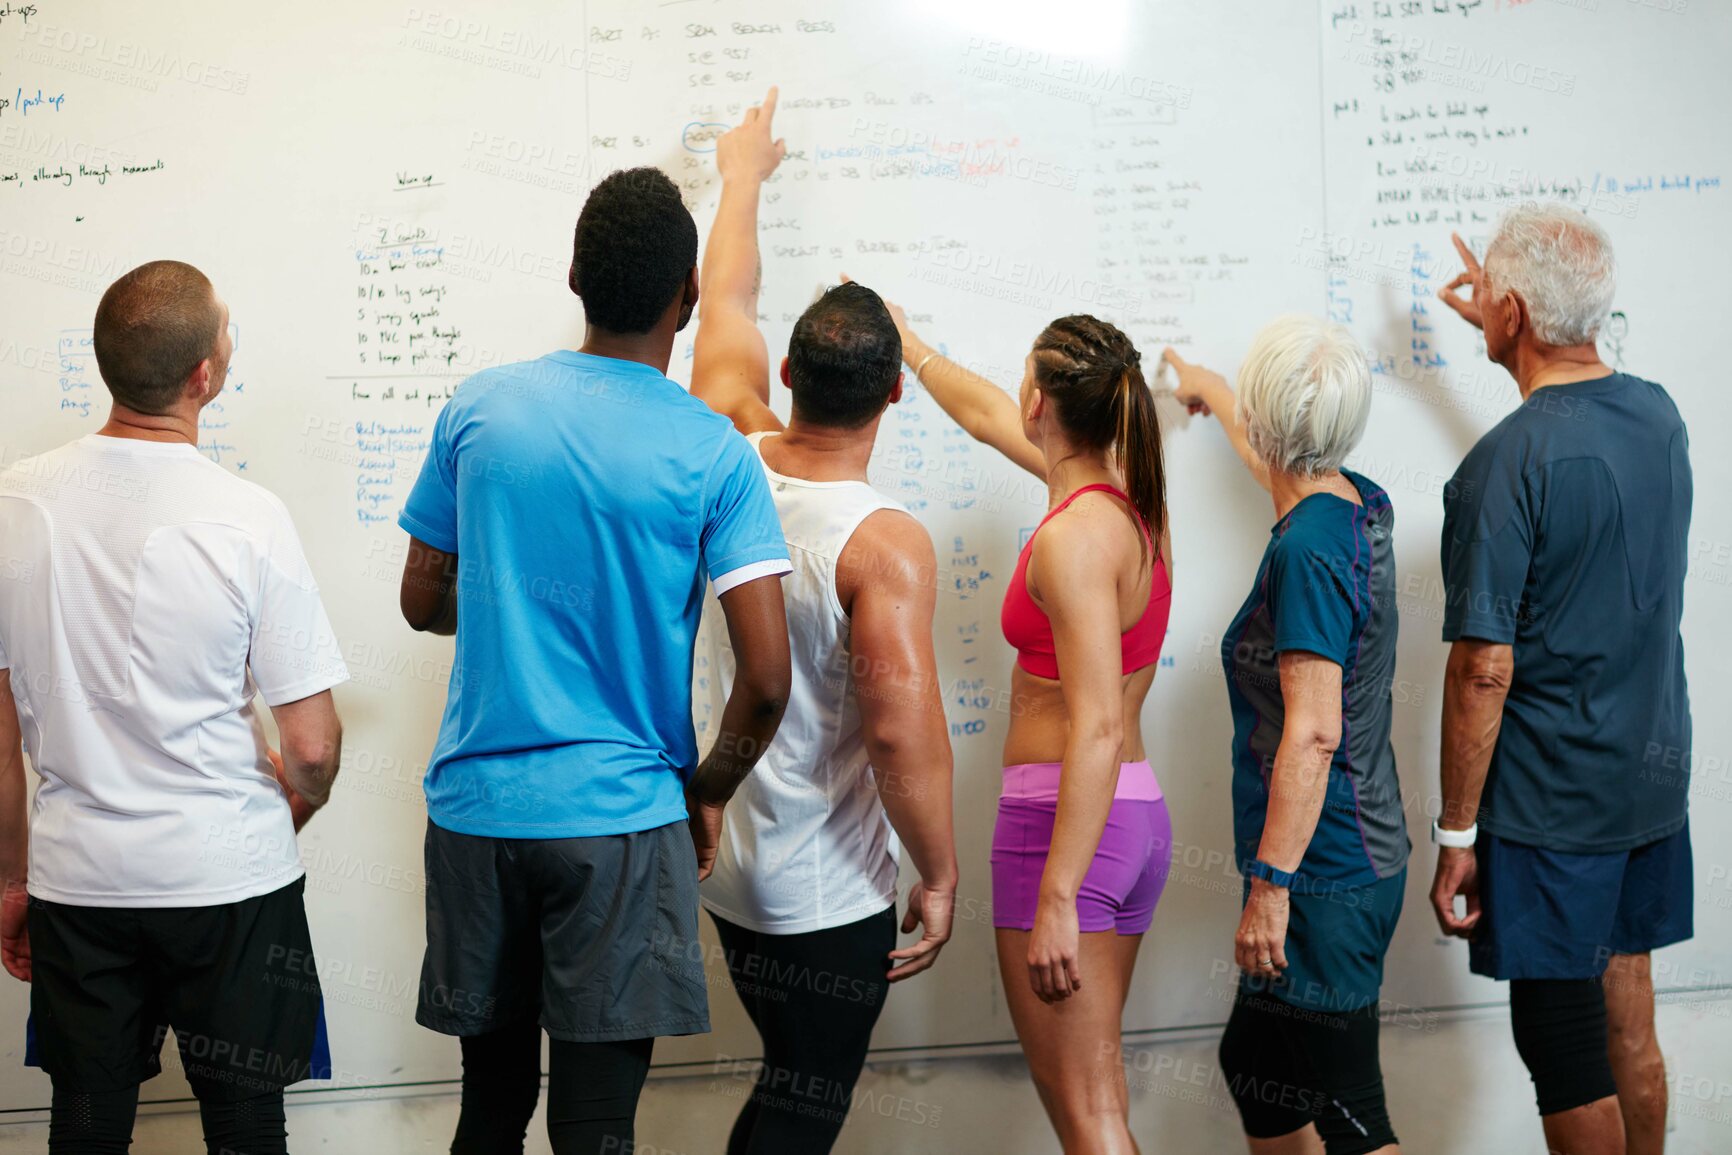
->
[1000, 760, 1162, 803]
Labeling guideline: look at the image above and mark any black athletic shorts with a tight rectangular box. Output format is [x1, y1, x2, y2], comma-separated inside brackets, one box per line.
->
[417, 818, 710, 1042]
[1218, 984, 1397, 1155]
[27, 876, 327, 1099]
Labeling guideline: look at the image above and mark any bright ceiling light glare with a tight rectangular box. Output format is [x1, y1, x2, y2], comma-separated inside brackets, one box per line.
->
[928, 0, 1131, 61]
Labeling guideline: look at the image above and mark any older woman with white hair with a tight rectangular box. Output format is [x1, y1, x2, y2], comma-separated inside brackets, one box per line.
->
[1166, 319, 1408, 1155]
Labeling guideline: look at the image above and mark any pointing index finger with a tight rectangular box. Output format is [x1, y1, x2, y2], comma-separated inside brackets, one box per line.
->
[760, 85, 779, 127]
[1451, 231, 1480, 274]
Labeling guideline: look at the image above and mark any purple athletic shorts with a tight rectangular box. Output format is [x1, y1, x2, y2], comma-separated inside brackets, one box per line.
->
[990, 761, 1173, 935]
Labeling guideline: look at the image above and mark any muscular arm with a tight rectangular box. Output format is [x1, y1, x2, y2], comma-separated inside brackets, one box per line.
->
[0, 671, 29, 980]
[268, 690, 342, 824]
[1438, 639, 1512, 831]
[688, 576, 792, 805]
[691, 87, 786, 436]
[841, 512, 957, 978]
[900, 329, 1048, 479]
[399, 535, 458, 636]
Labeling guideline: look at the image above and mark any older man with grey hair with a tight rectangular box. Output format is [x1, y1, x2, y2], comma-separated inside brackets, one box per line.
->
[1433, 204, 1692, 1155]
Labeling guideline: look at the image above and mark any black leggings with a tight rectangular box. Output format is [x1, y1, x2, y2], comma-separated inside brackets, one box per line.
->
[48, 1083, 287, 1155]
[450, 1021, 653, 1155]
[710, 906, 896, 1155]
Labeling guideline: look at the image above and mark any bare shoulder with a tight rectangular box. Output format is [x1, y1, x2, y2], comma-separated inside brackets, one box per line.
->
[1034, 492, 1139, 570]
[852, 506, 932, 554]
[844, 507, 936, 584]
[836, 507, 937, 615]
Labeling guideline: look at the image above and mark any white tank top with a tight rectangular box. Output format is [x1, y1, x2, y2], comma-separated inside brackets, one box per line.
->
[696, 432, 908, 934]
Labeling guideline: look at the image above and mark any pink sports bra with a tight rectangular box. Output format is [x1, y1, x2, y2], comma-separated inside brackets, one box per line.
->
[1000, 484, 1172, 681]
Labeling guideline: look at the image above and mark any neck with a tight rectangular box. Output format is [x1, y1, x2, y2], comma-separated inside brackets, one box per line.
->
[578, 322, 677, 375]
[771, 417, 879, 482]
[1270, 467, 1345, 521]
[1042, 437, 1118, 508]
[97, 403, 200, 445]
[1507, 340, 1612, 400]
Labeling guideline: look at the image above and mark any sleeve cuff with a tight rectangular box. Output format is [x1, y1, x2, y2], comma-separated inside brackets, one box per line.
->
[397, 510, 458, 553]
[257, 668, 351, 709]
[712, 558, 792, 596]
[1441, 618, 1517, 645]
[1271, 635, 1349, 665]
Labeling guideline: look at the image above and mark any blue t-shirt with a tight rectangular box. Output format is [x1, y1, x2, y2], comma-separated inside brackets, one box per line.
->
[1222, 471, 1409, 886]
[399, 350, 790, 838]
[1442, 372, 1692, 853]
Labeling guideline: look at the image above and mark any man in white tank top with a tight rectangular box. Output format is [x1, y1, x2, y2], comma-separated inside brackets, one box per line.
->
[687, 89, 959, 1154]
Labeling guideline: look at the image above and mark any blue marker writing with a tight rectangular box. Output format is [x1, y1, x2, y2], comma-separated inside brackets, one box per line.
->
[17, 88, 66, 115]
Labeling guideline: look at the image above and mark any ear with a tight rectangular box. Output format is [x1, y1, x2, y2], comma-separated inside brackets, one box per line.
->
[184, 358, 213, 404]
[888, 371, 905, 406]
[1502, 289, 1527, 343]
[1026, 387, 1045, 423]
[778, 357, 792, 389]
[673, 267, 701, 333]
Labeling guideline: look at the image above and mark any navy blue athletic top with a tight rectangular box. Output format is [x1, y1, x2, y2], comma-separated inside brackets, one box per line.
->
[1222, 470, 1410, 885]
[1442, 372, 1693, 853]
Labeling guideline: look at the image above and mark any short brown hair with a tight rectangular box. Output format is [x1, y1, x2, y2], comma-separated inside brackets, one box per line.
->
[93, 260, 222, 413]
[788, 282, 901, 429]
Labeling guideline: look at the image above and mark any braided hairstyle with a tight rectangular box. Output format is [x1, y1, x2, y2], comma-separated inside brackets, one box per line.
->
[1030, 315, 1165, 563]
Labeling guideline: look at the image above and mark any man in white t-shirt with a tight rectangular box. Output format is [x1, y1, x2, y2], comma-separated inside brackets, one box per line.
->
[0, 261, 348, 1155]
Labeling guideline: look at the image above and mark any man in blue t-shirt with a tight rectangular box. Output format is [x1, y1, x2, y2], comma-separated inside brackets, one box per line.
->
[1434, 204, 1692, 1155]
[396, 167, 792, 1154]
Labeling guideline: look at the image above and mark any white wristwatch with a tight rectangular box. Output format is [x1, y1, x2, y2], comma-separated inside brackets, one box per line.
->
[1431, 820, 1478, 848]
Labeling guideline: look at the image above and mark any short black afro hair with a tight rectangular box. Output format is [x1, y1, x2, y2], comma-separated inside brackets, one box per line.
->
[569, 167, 698, 335]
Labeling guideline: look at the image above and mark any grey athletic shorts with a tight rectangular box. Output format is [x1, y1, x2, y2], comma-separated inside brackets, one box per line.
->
[417, 818, 710, 1042]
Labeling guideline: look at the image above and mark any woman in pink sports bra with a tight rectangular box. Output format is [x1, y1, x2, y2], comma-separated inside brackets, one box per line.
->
[888, 303, 1173, 1154]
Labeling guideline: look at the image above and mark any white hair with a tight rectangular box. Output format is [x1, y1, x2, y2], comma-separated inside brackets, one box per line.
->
[1236, 315, 1373, 478]
[1483, 202, 1617, 346]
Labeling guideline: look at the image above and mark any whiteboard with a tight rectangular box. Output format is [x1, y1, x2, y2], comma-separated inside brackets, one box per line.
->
[1, 0, 1727, 1108]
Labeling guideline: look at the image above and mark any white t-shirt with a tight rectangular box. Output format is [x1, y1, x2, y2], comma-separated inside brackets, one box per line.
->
[0, 435, 350, 907]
